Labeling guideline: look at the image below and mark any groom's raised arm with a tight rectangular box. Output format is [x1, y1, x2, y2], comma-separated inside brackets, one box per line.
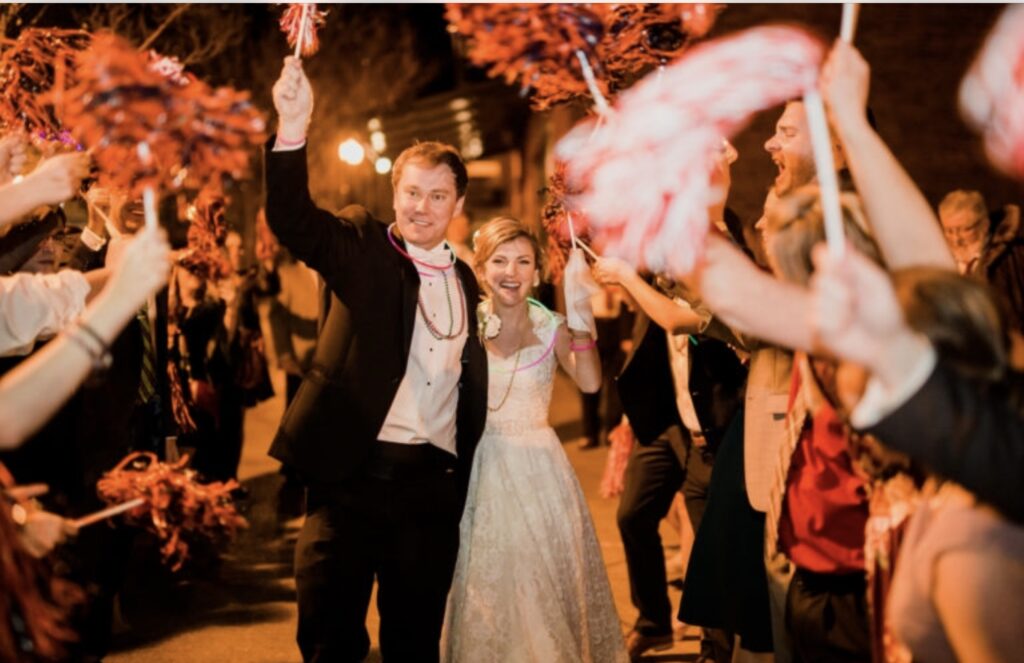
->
[265, 57, 362, 281]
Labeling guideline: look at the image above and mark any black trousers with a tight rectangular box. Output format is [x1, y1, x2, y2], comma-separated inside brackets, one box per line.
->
[294, 443, 461, 663]
[286, 373, 303, 408]
[581, 318, 627, 445]
[616, 425, 713, 635]
[786, 568, 870, 663]
[61, 507, 136, 661]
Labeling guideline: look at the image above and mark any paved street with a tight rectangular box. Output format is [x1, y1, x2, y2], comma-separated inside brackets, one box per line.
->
[106, 370, 700, 662]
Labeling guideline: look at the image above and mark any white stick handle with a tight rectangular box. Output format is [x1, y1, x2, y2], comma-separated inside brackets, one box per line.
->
[294, 4, 308, 59]
[803, 89, 845, 259]
[73, 498, 147, 528]
[3, 483, 49, 500]
[141, 182, 160, 322]
[142, 187, 158, 232]
[567, 210, 579, 249]
[136, 142, 159, 232]
[841, 4, 860, 43]
[575, 50, 611, 117]
[575, 237, 600, 261]
[134, 159, 160, 329]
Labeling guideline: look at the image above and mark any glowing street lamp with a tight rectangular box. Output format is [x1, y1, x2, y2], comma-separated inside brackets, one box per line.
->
[338, 138, 365, 166]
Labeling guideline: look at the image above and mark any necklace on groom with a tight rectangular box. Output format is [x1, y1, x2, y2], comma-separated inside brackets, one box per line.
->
[387, 223, 466, 340]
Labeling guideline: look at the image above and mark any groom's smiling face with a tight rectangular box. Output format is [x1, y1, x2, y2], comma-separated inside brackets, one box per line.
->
[392, 161, 464, 251]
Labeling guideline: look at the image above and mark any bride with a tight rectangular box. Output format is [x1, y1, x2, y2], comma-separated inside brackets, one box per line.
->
[442, 217, 628, 662]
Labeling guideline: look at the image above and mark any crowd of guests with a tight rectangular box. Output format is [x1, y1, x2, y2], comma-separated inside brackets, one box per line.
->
[594, 40, 1024, 663]
[0, 129, 325, 659]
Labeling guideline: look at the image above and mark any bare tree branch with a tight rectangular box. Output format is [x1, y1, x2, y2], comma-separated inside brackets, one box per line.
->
[26, 5, 47, 29]
[77, 4, 132, 36]
[0, 5, 25, 38]
[69, 5, 246, 68]
[138, 3, 190, 52]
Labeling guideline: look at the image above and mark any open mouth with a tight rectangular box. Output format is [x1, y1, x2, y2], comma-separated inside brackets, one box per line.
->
[498, 281, 522, 293]
[773, 157, 786, 180]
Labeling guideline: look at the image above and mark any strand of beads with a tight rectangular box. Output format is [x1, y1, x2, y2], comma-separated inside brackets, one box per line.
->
[490, 298, 559, 374]
[387, 223, 465, 340]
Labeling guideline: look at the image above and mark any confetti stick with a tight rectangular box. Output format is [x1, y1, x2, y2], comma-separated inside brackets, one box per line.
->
[840, 4, 860, 43]
[557, 26, 824, 277]
[575, 237, 600, 261]
[95, 451, 247, 571]
[72, 497, 146, 528]
[294, 4, 308, 59]
[567, 213, 600, 260]
[281, 4, 326, 60]
[575, 50, 611, 116]
[567, 209, 581, 248]
[3, 483, 48, 501]
[135, 142, 160, 331]
[62, 33, 266, 198]
[136, 143, 158, 232]
[803, 88, 845, 258]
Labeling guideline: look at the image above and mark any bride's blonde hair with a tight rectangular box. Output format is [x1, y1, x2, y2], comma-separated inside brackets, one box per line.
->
[472, 216, 547, 284]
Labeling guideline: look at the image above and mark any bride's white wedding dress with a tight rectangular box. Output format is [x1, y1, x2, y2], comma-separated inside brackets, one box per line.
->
[442, 307, 628, 663]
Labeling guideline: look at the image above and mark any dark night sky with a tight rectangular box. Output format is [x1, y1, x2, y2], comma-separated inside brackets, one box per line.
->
[9, 4, 1019, 226]
[14, 4, 465, 99]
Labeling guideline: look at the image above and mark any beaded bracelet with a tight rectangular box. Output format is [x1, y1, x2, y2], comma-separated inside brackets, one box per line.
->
[569, 339, 597, 352]
[69, 320, 113, 372]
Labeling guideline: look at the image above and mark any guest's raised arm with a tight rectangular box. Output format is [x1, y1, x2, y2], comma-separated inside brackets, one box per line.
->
[0, 152, 91, 230]
[820, 40, 954, 270]
[0, 228, 170, 449]
[809, 243, 1024, 523]
[594, 256, 710, 337]
[693, 232, 816, 352]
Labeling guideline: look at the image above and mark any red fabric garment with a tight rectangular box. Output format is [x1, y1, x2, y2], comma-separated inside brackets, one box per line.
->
[778, 366, 869, 574]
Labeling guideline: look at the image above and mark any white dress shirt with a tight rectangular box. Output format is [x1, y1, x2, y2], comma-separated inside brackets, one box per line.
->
[0, 270, 91, 357]
[80, 227, 107, 251]
[666, 298, 703, 434]
[377, 241, 468, 456]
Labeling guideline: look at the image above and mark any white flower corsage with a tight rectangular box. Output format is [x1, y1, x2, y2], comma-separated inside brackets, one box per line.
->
[477, 300, 502, 340]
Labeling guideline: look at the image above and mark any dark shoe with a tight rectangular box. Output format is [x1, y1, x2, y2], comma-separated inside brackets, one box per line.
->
[625, 629, 673, 661]
[578, 436, 600, 450]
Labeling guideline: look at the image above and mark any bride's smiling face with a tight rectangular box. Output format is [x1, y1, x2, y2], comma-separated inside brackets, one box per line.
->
[482, 237, 538, 307]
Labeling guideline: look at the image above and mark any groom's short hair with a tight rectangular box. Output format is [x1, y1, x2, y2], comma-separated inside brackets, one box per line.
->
[392, 142, 468, 199]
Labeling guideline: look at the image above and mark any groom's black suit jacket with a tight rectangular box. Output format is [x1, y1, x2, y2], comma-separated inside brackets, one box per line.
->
[264, 144, 488, 500]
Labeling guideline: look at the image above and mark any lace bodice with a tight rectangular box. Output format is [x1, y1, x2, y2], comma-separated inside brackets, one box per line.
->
[483, 305, 562, 435]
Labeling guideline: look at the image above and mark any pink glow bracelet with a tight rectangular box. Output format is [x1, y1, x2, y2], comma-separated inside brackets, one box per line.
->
[569, 339, 597, 352]
[275, 133, 307, 148]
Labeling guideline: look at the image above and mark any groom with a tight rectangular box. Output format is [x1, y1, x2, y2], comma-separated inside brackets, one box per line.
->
[265, 57, 488, 662]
